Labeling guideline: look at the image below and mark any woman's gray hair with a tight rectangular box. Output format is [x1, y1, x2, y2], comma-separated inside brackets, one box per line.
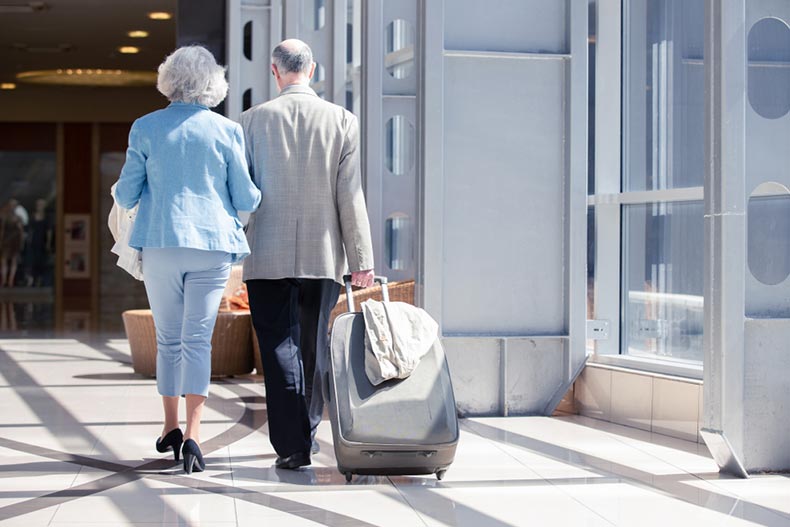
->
[272, 41, 313, 74]
[156, 46, 228, 107]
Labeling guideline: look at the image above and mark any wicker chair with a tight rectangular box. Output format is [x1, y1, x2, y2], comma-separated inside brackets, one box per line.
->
[219, 264, 245, 311]
[222, 265, 266, 375]
[224, 265, 264, 375]
[122, 309, 254, 377]
[122, 310, 158, 376]
[329, 280, 415, 328]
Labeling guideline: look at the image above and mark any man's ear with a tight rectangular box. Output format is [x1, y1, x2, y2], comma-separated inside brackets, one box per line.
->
[271, 64, 279, 78]
[307, 62, 316, 80]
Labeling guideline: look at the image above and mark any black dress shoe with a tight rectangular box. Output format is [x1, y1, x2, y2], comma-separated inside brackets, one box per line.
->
[182, 439, 205, 474]
[275, 451, 311, 469]
[155, 428, 183, 462]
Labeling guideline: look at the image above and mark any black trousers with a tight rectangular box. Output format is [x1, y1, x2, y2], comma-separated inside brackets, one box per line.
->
[247, 278, 341, 458]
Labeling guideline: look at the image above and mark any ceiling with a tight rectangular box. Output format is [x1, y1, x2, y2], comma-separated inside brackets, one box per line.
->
[0, 0, 177, 87]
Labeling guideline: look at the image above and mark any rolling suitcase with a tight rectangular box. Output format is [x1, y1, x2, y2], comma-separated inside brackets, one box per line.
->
[324, 276, 459, 482]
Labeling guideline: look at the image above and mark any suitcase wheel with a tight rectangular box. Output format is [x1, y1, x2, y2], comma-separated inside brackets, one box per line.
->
[436, 470, 447, 481]
[344, 472, 353, 483]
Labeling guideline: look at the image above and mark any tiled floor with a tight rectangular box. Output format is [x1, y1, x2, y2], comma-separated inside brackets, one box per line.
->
[1, 337, 789, 526]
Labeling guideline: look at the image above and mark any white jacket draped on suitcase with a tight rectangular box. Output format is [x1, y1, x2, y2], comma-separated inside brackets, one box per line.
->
[361, 300, 439, 386]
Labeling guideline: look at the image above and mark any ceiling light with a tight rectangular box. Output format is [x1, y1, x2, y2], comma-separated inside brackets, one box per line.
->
[16, 69, 157, 87]
[127, 30, 149, 38]
[118, 46, 140, 54]
[147, 11, 172, 20]
[0, 83, 17, 90]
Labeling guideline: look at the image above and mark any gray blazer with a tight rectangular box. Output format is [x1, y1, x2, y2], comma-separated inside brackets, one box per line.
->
[240, 84, 374, 284]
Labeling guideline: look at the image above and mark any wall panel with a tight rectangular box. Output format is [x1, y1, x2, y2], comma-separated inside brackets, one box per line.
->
[444, 0, 567, 53]
[442, 54, 567, 335]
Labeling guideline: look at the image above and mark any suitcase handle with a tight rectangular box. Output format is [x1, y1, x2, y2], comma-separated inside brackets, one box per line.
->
[342, 275, 390, 312]
[362, 450, 437, 458]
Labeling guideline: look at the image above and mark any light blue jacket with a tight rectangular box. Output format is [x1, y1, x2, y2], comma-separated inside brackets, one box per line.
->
[115, 102, 261, 263]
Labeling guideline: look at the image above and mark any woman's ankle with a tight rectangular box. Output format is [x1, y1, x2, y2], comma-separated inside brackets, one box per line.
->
[161, 424, 180, 437]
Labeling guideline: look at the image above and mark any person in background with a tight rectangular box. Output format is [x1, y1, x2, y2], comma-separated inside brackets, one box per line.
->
[240, 39, 374, 470]
[114, 45, 261, 474]
[0, 200, 24, 287]
[12, 199, 28, 228]
[27, 198, 53, 287]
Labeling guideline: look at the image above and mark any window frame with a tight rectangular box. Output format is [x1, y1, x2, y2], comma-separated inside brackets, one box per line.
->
[589, 0, 706, 379]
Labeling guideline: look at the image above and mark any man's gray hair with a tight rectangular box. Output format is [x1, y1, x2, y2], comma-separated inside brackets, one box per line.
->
[156, 46, 228, 107]
[272, 41, 313, 75]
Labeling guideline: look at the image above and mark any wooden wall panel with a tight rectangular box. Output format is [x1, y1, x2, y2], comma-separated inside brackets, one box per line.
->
[60, 123, 93, 325]
[99, 123, 131, 153]
[62, 124, 92, 214]
[0, 123, 56, 150]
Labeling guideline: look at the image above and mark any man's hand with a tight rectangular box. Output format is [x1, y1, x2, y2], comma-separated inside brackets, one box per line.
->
[351, 269, 375, 288]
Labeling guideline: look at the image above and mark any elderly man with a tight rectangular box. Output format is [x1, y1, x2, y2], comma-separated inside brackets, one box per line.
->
[241, 39, 375, 469]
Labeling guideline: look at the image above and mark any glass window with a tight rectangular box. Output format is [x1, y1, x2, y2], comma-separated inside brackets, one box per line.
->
[345, 0, 362, 114]
[305, 0, 326, 31]
[588, 0, 596, 195]
[622, 201, 704, 362]
[587, 206, 595, 319]
[748, 185, 790, 286]
[0, 151, 57, 332]
[385, 116, 415, 176]
[385, 19, 415, 80]
[385, 214, 413, 271]
[312, 62, 326, 99]
[623, 0, 704, 191]
[619, 0, 705, 365]
[747, 17, 790, 120]
[587, 206, 596, 352]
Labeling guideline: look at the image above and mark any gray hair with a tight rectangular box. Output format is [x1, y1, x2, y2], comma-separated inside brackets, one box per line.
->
[272, 41, 313, 75]
[156, 46, 228, 107]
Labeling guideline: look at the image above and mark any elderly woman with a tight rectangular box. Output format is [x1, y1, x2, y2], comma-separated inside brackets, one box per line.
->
[115, 46, 261, 474]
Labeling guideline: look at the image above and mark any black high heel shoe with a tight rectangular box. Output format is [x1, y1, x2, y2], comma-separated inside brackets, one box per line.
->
[182, 439, 205, 474]
[155, 428, 183, 462]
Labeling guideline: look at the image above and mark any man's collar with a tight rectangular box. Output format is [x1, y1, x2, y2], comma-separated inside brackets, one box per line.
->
[279, 84, 318, 97]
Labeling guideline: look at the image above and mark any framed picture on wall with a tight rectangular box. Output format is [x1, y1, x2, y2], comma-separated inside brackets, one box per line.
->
[65, 214, 89, 243]
[63, 213, 90, 279]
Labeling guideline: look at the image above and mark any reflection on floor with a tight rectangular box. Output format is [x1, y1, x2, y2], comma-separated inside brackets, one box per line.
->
[0, 336, 789, 527]
[0, 287, 53, 333]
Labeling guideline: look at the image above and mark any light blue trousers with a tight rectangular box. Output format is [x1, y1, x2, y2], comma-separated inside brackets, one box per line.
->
[142, 247, 231, 397]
